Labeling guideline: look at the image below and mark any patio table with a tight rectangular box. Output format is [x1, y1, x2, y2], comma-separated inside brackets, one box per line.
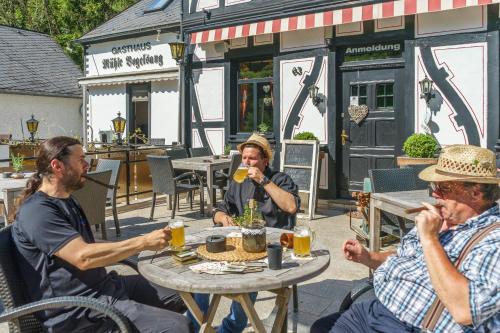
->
[171, 156, 231, 215]
[138, 226, 330, 333]
[0, 176, 29, 224]
[369, 189, 435, 252]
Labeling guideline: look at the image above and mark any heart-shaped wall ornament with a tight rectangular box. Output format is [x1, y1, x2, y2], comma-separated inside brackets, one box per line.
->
[348, 104, 369, 124]
[262, 84, 271, 94]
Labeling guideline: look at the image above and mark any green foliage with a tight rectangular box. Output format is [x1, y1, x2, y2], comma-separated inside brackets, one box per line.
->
[233, 202, 262, 228]
[11, 153, 24, 173]
[293, 131, 318, 141]
[402, 133, 439, 158]
[257, 122, 271, 133]
[0, 0, 139, 69]
[223, 144, 231, 156]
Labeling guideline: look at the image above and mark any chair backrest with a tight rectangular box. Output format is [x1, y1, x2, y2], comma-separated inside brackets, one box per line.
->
[73, 170, 112, 226]
[147, 155, 176, 195]
[0, 225, 43, 332]
[228, 153, 242, 179]
[95, 159, 122, 200]
[165, 148, 188, 160]
[369, 168, 417, 193]
[189, 147, 211, 157]
[149, 138, 165, 146]
[401, 164, 430, 190]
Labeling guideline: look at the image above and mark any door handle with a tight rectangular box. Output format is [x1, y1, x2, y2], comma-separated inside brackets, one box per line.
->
[341, 130, 349, 146]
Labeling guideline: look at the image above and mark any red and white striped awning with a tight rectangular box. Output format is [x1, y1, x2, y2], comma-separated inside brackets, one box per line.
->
[191, 0, 498, 44]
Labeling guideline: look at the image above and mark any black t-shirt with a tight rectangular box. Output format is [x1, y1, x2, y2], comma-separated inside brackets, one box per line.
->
[12, 191, 121, 332]
[214, 167, 300, 229]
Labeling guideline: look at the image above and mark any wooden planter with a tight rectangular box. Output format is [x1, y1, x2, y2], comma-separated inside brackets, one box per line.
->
[396, 156, 438, 167]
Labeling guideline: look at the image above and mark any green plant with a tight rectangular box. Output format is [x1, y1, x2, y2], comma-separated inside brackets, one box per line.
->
[293, 131, 318, 141]
[257, 122, 271, 133]
[224, 144, 232, 155]
[233, 201, 262, 227]
[11, 153, 24, 173]
[402, 133, 439, 158]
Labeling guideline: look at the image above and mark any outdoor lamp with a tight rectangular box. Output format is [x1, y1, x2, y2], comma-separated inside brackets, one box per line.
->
[419, 76, 435, 103]
[308, 84, 323, 106]
[112, 112, 126, 145]
[26, 114, 39, 142]
[169, 41, 186, 64]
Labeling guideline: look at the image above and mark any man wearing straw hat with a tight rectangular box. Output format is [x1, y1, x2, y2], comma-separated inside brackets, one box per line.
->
[192, 133, 300, 333]
[311, 145, 499, 333]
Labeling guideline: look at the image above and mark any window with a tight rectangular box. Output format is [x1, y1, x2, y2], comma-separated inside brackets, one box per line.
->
[237, 60, 274, 133]
[376, 83, 394, 108]
[145, 0, 171, 13]
[350, 84, 367, 105]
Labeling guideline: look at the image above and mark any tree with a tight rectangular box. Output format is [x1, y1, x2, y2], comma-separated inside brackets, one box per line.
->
[0, 0, 139, 69]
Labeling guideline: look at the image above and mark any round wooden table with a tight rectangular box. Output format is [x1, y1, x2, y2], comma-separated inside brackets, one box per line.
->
[138, 227, 330, 333]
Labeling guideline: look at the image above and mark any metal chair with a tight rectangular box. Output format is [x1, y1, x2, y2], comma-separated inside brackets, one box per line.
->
[189, 147, 211, 157]
[401, 164, 430, 190]
[213, 153, 242, 200]
[95, 159, 122, 237]
[369, 168, 417, 238]
[73, 170, 111, 240]
[0, 225, 132, 333]
[149, 138, 165, 146]
[165, 148, 189, 160]
[147, 155, 204, 219]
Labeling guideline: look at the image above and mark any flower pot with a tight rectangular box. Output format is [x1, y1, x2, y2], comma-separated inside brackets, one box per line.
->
[11, 172, 24, 179]
[396, 156, 438, 167]
[241, 221, 266, 253]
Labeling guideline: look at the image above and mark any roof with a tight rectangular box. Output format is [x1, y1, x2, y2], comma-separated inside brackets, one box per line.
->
[78, 0, 180, 44]
[0, 25, 82, 98]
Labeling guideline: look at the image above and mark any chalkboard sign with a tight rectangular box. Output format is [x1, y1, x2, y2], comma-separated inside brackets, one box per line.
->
[280, 139, 319, 220]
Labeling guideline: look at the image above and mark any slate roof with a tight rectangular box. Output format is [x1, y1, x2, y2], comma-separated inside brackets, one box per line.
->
[78, 0, 180, 44]
[0, 25, 82, 98]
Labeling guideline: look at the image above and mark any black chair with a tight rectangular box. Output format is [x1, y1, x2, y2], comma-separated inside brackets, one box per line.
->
[147, 155, 204, 220]
[401, 164, 430, 190]
[213, 153, 242, 200]
[189, 147, 211, 157]
[165, 148, 189, 160]
[0, 226, 132, 333]
[369, 168, 417, 238]
[95, 159, 122, 237]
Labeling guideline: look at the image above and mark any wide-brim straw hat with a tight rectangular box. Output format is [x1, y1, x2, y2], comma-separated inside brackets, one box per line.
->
[237, 133, 273, 160]
[419, 144, 499, 184]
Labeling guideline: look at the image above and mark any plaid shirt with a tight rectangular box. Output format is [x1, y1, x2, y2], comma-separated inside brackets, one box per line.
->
[374, 204, 500, 332]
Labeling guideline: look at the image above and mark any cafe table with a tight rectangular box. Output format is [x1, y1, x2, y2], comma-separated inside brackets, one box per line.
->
[138, 227, 330, 333]
[369, 189, 435, 252]
[171, 156, 231, 215]
[0, 176, 30, 224]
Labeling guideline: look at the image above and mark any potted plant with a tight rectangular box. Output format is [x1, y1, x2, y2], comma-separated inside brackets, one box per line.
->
[222, 144, 232, 158]
[257, 122, 271, 134]
[234, 199, 266, 253]
[397, 133, 439, 166]
[293, 131, 318, 141]
[11, 153, 25, 179]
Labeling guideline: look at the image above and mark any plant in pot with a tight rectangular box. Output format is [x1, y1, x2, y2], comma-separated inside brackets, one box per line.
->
[257, 122, 271, 135]
[397, 133, 439, 166]
[233, 199, 266, 253]
[222, 144, 232, 158]
[293, 131, 318, 141]
[11, 153, 25, 179]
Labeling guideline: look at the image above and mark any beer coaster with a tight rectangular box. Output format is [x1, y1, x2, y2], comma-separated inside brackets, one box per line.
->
[196, 237, 267, 262]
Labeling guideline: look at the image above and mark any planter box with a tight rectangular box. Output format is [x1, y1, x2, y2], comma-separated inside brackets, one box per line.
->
[396, 156, 438, 167]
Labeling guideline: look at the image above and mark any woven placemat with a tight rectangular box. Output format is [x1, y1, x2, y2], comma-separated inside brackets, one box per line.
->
[196, 237, 267, 262]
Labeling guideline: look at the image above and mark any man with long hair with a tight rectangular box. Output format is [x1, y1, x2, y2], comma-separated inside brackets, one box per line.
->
[12, 136, 192, 332]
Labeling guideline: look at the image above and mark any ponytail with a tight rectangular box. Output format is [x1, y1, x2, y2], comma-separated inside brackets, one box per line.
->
[17, 172, 43, 207]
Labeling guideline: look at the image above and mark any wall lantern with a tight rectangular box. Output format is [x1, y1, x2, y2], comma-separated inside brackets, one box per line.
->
[169, 41, 186, 64]
[111, 112, 126, 145]
[26, 114, 39, 142]
[308, 84, 323, 106]
[419, 75, 435, 103]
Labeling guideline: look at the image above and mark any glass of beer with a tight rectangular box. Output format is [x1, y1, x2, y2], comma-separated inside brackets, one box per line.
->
[293, 226, 315, 257]
[233, 163, 249, 183]
[169, 220, 185, 251]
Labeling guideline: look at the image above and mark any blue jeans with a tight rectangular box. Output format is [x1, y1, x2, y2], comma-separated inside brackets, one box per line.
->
[190, 292, 258, 333]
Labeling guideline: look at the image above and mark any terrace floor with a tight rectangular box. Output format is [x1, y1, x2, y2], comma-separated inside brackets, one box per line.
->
[1, 196, 370, 333]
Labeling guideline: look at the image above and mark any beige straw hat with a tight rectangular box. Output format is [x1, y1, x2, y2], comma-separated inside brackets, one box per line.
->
[419, 145, 499, 184]
[237, 133, 273, 160]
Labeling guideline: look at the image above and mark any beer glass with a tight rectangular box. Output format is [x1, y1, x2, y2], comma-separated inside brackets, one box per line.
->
[293, 226, 315, 257]
[169, 220, 185, 250]
[233, 163, 249, 183]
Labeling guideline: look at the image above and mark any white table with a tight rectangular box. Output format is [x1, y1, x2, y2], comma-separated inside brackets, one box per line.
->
[172, 156, 231, 215]
[0, 176, 29, 224]
[138, 227, 330, 333]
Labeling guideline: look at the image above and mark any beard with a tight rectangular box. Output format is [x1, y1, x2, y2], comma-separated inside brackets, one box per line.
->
[62, 169, 85, 192]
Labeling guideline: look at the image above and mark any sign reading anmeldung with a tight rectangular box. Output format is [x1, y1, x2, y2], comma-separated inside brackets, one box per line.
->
[345, 43, 402, 55]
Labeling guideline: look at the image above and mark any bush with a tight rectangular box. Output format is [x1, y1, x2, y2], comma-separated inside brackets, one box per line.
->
[293, 131, 318, 141]
[402, 134, 439, 158]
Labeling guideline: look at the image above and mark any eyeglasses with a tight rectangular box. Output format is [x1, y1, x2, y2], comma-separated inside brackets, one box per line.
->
[429, 182, 458, 196]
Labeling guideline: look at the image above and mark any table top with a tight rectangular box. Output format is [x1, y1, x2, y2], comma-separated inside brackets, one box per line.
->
[138, 227, 330, 294]
[0, 176, 29, 201]
[171, 156, 231, 172]
[371, 190, 435, 209]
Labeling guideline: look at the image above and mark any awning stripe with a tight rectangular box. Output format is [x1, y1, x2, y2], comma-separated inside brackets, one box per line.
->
[190, 0, 498, 44]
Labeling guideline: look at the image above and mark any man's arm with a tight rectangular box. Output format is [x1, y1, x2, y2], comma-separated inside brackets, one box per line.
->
[416, 203, 472, 325]
[213, 211, 235, 227]
[55, 228, 171, 271]
[343, 239, 395, 270]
